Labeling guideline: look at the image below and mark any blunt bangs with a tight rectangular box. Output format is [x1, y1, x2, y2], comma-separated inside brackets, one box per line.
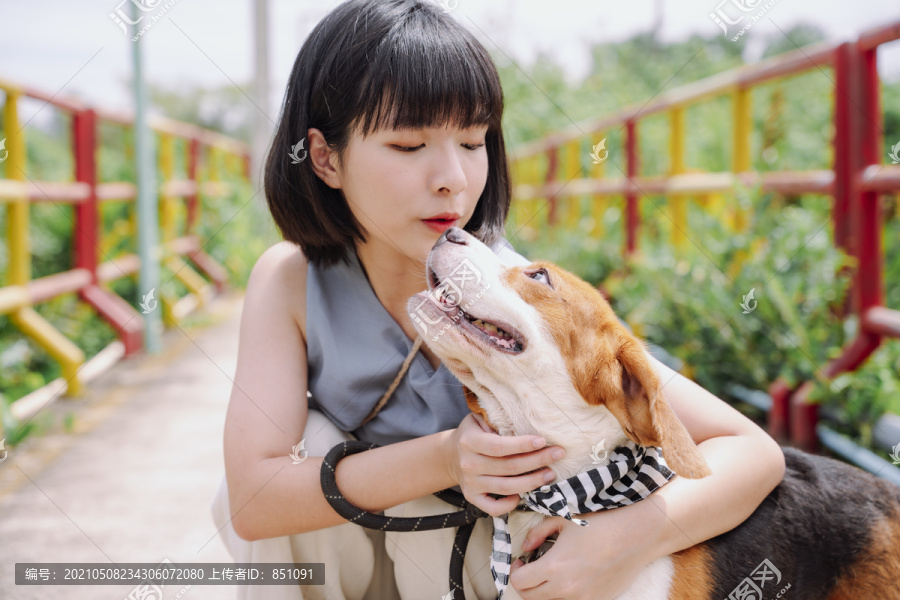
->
[355, 12, 504, 136]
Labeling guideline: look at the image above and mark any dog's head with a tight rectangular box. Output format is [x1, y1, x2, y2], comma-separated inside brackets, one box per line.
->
[407, 227, 710, 479]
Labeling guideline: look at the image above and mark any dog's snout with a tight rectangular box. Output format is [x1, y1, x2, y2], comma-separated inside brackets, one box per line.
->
[443, 226, 467, 246]
[432, 226, 467, 250]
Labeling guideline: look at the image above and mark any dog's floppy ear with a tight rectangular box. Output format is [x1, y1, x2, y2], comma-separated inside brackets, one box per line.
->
[588, 337, 712, 479]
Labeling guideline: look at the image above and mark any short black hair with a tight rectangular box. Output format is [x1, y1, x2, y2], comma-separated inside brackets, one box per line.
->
[264, 0, 511, 268]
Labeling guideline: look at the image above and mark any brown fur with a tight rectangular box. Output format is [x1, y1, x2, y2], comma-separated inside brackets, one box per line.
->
[827, 510, 900, 600]
[669, 545, 715, 600]
[463, 385, 493, 430]
[506, 261, 711, 479]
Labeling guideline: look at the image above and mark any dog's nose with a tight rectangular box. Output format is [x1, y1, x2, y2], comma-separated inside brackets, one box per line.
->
[443, 226, 468, 246]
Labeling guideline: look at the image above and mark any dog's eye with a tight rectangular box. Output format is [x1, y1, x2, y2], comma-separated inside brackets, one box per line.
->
[527, 268, 552, 287]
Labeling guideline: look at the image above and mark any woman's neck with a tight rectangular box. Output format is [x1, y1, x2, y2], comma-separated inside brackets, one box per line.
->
[354, 242, 428, 328]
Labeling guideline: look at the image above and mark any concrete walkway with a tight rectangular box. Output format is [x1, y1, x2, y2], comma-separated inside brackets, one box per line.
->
[0, 292, 248, 600]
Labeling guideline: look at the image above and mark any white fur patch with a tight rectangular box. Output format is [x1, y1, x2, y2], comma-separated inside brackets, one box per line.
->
[615, 557, 674, 600]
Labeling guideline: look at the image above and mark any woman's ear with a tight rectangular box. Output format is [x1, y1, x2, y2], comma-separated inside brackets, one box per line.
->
[307, 127, 342, 189]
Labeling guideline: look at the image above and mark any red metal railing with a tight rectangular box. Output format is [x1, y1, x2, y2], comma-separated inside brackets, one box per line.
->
[509, 21, 900, 452]
[0, 78, 250, 410]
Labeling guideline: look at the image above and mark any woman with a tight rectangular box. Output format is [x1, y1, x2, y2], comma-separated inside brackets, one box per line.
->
[212, 1, 786, 598]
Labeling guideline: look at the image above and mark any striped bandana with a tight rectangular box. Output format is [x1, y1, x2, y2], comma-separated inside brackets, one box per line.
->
[490, 441, 675, 599]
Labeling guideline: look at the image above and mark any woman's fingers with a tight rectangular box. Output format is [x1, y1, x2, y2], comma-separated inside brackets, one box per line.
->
[462, 469, 556, 516]
[456, 413, 566, 512]
[471, 491, 521, 517]
[495, 448, 564, 478]
[477, 467, 557, 498]
[470, 416, 546, 456]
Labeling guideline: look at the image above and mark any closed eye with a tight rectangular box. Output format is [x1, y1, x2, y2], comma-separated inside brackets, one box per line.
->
[391, 143, 485, 152]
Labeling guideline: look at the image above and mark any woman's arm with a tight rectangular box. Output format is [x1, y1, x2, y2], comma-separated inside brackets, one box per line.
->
[641, 351, 786, 556]
[509, 352, 786, 598]
[224, 243, 460, 541]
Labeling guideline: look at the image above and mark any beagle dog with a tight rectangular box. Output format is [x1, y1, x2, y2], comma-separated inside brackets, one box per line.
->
[407, 227, 900, 600]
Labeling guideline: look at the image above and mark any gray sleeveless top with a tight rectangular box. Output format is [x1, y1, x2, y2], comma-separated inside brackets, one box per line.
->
[306, 237, 531, 446]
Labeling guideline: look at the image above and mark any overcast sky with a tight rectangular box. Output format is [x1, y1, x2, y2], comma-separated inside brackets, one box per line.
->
[1, 0, 898, 127]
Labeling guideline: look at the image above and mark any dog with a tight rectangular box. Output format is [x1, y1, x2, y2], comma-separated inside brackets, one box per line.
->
[407, 226, 900, 600]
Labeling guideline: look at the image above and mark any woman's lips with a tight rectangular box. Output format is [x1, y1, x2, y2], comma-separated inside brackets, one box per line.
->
[422, 218, 459, 233]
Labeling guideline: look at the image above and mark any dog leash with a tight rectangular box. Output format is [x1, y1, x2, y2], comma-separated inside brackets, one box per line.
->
[321, 332, 489, 599]
[320, 334, 675, 599]
[359, 333, 425, 427]
[321, 439, 488, 598]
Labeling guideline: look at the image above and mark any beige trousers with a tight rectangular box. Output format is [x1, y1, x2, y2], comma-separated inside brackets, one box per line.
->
[211, 409, 499, 600]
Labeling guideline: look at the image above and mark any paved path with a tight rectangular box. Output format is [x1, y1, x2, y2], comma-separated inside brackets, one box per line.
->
[0, 292, 248, 600]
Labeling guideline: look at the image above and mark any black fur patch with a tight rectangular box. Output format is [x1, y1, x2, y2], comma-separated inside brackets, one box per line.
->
[704, 448, 900, 599]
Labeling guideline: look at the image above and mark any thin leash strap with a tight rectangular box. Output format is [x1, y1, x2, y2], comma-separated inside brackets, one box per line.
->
[359, 334, 425, 427]
[321, 440, 487, 600]
[330, 333, 485, 599]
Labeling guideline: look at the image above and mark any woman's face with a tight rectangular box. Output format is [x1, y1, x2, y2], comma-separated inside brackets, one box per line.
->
[332, 121, 490, 263]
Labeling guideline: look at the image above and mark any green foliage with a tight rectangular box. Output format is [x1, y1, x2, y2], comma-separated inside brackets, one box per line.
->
[193, 177, 277, 289]
[149, 82, 253, 144]
[2, 20, 899, 455]
[611, 191, 853, 391]
[809, 340, 900, 448]
[760, 24, 828, 58]
[0, 399, 37, 445]
[502, 23, 900, 458]
[887, 212, 900, 311]
[506, 199, 625, 285]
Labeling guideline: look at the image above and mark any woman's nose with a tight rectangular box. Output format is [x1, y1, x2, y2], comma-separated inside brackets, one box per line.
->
[431, 144, 467, 195]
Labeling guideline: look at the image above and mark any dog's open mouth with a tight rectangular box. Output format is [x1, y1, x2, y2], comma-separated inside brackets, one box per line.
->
[429, 267, 526, 354]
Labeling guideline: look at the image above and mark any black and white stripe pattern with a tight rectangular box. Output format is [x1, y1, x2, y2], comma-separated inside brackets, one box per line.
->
[490, 441, 675, 599]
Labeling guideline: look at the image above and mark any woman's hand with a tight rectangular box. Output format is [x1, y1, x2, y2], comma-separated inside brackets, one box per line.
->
[443, 413, 566, 517]
[508, 499, 664, 600]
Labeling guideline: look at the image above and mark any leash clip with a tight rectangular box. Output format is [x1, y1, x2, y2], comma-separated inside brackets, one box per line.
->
[466, 503, 488, 520]
[523, 532, 558, 564]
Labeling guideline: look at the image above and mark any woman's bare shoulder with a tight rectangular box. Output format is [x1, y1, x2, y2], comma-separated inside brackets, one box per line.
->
[250, 241, 309, 344]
